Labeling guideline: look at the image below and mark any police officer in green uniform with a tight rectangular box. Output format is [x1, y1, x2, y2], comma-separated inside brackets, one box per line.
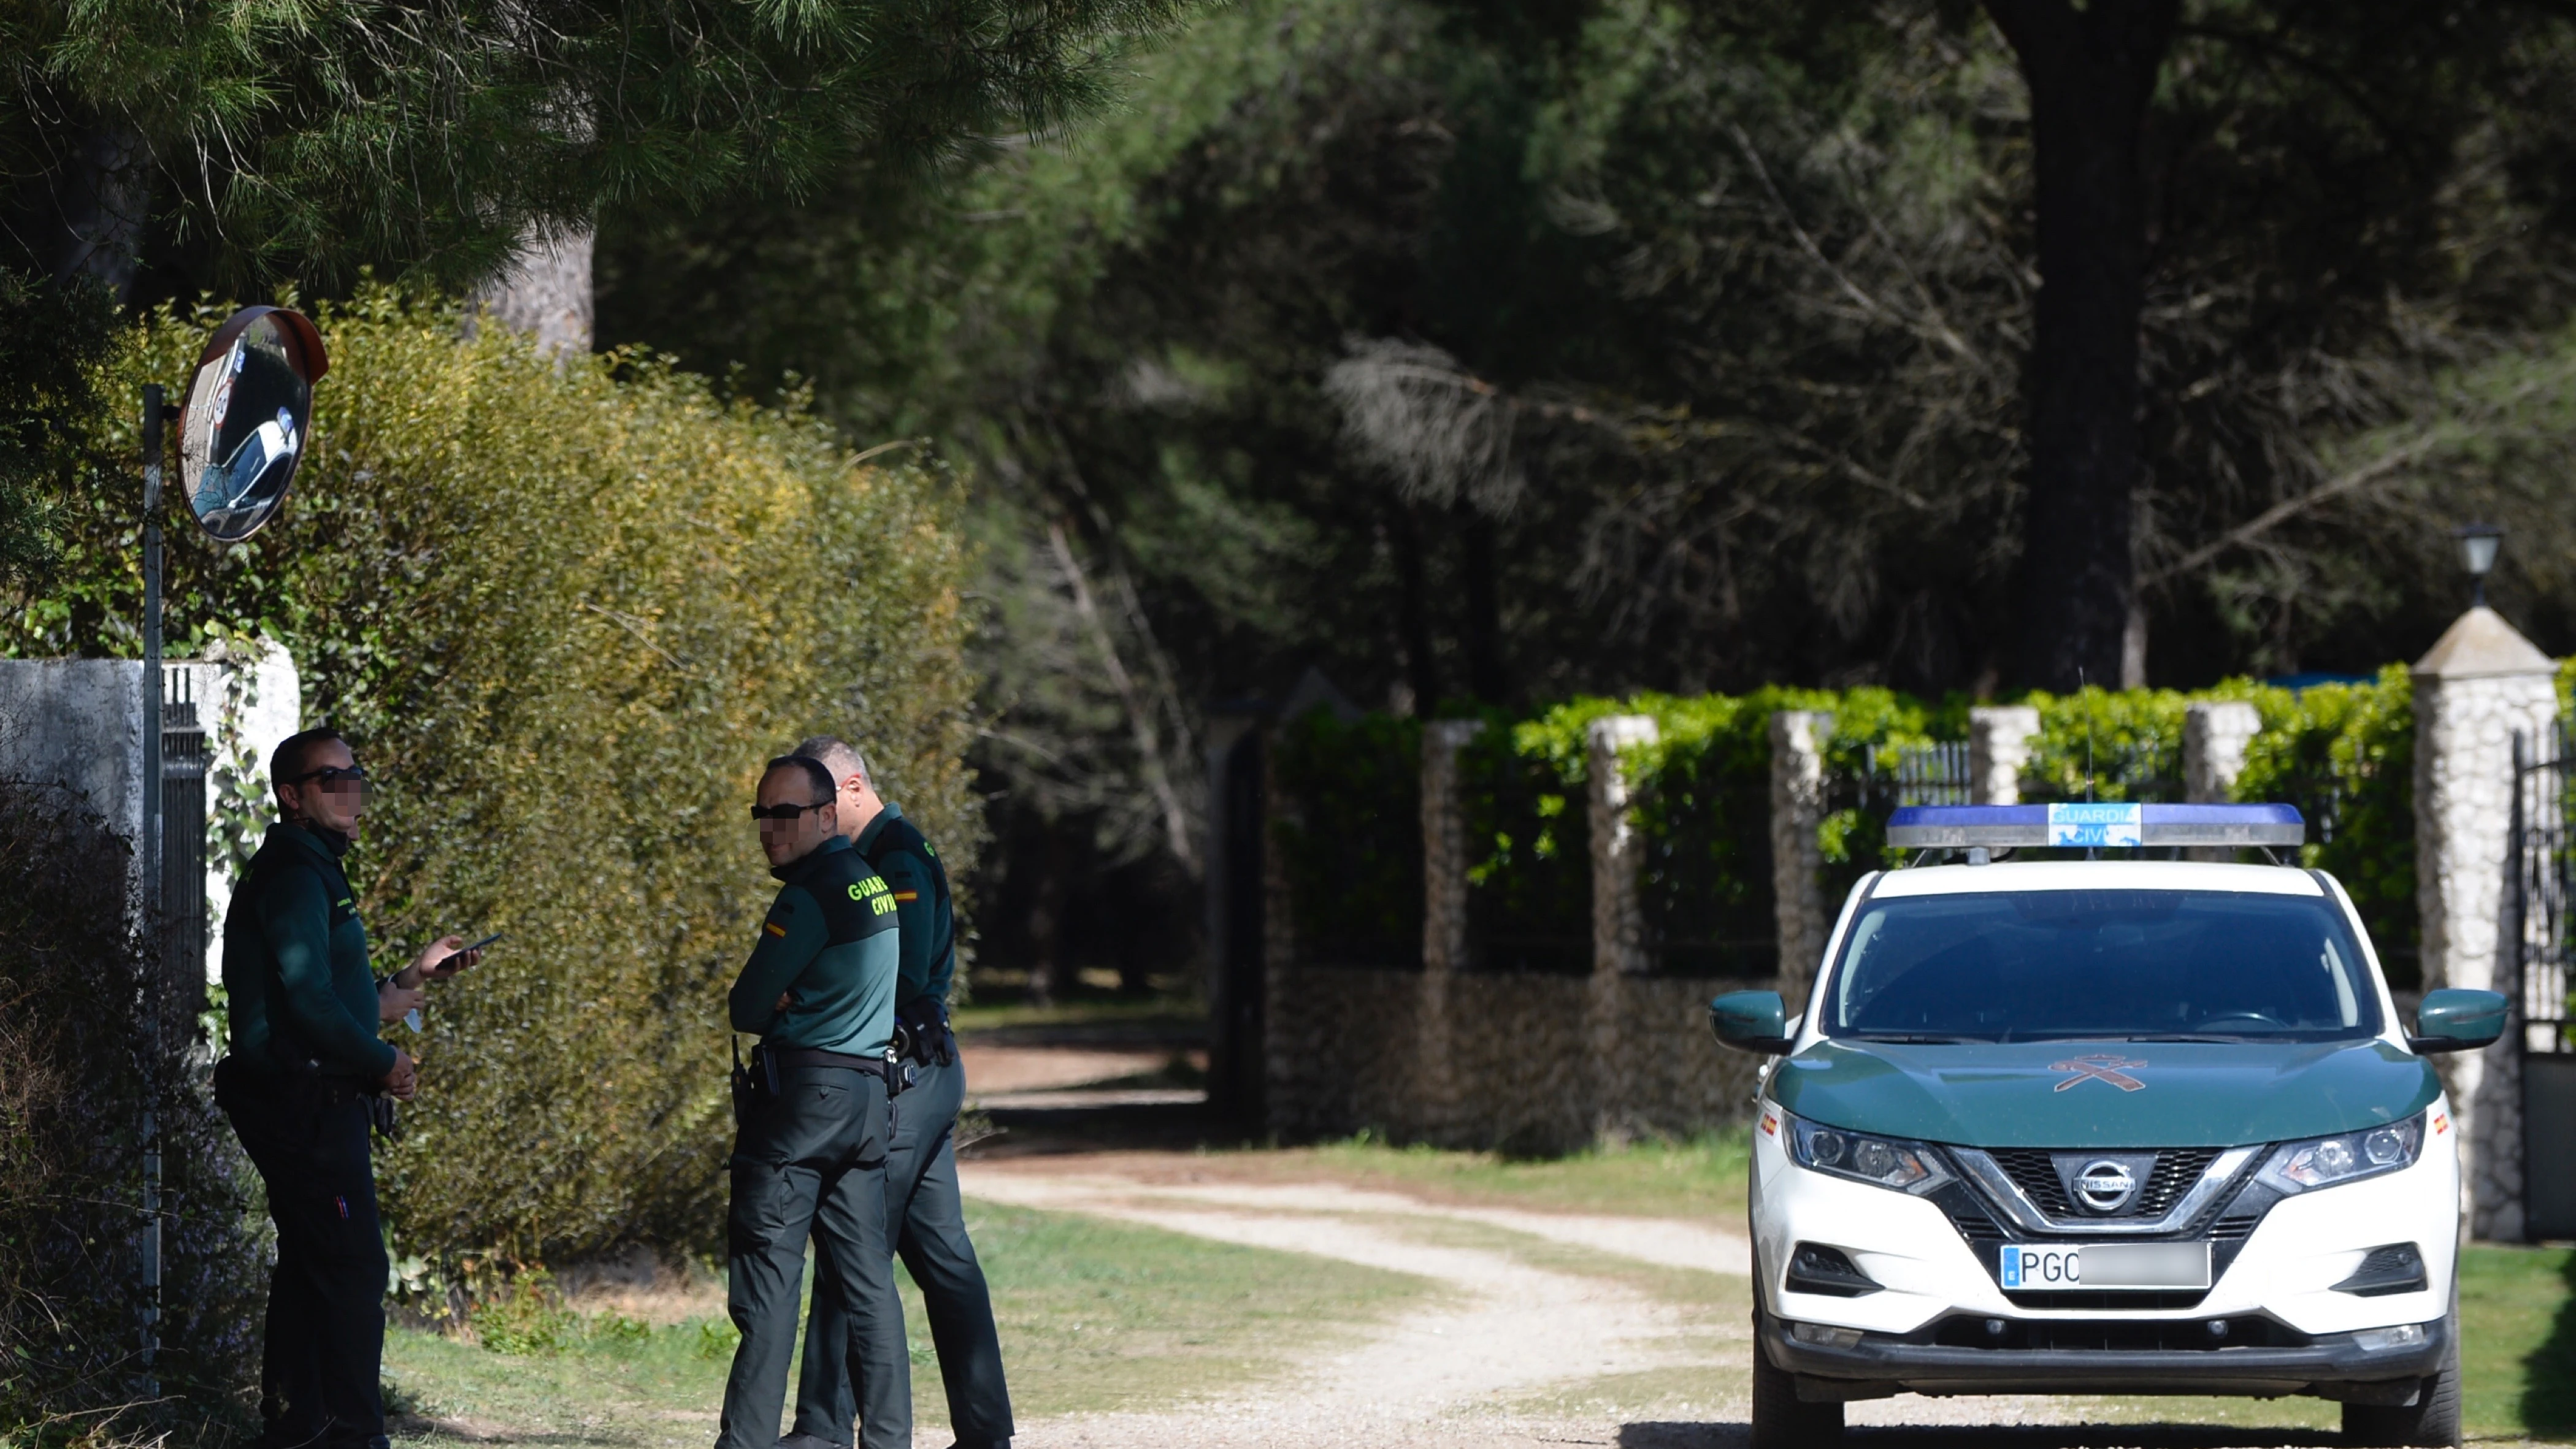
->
[786, 738, 1013, 1449]
[215, 727, 483, 1449]
[720, 755, 911, 1449]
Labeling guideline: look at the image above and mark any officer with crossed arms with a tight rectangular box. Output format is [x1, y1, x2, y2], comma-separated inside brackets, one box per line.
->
[718, 754, 911, 1449]
[784, 737, 1013, 1449]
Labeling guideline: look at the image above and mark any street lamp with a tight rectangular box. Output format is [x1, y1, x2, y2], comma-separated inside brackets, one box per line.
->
[2454, 522, 2503, 608]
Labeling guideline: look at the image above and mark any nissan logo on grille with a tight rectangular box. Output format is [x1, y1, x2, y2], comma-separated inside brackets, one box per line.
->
[2075, 1160, 2138, 1214]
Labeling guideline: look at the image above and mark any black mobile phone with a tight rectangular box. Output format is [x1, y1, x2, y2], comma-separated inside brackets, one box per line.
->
[457, 931, 504, 955]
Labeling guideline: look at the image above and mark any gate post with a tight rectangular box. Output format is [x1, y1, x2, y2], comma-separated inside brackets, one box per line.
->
[2412, 605, 2559, 1240]
[1589, 716, 1661, 977]
[1968, 706, 2041, 806]
[1416, 719, 1485, 1141]
[1771, 711, 1829, 1012]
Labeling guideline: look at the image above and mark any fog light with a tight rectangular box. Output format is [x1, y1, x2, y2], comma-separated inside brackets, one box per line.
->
[1790, 1321, 1863, 1349]
[2354, 1323, 2426, 1352]
[2206, 1319, 2228, 1340]
[1984, 1318, 2006, 1339]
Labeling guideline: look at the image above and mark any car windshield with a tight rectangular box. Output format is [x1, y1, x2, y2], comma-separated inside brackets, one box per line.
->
[1826, 889, 2384, 1043]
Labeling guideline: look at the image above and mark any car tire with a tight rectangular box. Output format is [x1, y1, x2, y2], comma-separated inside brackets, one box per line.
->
[2339, 1311, 2461, 1448]
[1750, 1307, 1844, 1448]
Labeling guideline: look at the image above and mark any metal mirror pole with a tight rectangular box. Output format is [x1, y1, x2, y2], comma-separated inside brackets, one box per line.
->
[139, 383, 163, 1400]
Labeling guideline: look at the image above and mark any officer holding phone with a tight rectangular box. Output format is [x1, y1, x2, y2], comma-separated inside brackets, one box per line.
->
[787, 737, 1013, 1449]
[718, 755, 911, 1449]
[213, 727, 484, 1449]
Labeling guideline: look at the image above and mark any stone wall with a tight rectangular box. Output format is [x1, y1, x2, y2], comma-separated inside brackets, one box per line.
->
[1265, 962, 1768, 1152]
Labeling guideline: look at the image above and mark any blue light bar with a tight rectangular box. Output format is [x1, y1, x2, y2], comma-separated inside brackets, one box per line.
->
[1885, 803, 2305, 850]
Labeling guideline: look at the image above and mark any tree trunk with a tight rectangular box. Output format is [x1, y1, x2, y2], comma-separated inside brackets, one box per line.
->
[17, 124, 150, 298]
[1984, 0, 2178, 691]
[1460, 512, 1509, 704]
[468, 226, 594, 356]
[1389, 502, 1438, 714]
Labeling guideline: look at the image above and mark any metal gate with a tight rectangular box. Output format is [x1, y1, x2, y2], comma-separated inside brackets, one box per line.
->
[159, 668, 209, 1024]
[2512, 723, 2576, 1239]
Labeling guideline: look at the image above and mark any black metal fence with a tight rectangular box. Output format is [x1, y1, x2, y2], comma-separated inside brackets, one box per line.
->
[2513, 721, 2576, 1239]
[159, 668, 208, 1022]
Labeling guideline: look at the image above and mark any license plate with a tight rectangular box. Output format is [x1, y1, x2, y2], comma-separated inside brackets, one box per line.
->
[1999, 1242, 2211, 1290]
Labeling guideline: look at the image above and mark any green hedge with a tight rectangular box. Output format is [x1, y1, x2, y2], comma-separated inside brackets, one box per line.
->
[8, 291, 979, 1265]
[1268, 676, 2437, 980]
[2234, 667, 2418, 984]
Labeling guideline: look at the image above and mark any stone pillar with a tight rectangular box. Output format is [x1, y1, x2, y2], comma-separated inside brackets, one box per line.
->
[1589, 716, 1661, 977]
[2183, 699, 2264, 862]
[2184, 700, 2261, 803]
[197, 635, 302, 965]
[1771, 711, 1828, 1013]
[2413, 606, 2559, 1241]
[1416, 719, 1484, 1139]
[1968, 706, 2041, 806]
[1585, 715, 1658, 1142]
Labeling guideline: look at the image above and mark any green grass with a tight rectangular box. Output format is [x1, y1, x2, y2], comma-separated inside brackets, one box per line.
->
[383, 1200, 1431, 1447]
[2462, 1243, 2576, 1440]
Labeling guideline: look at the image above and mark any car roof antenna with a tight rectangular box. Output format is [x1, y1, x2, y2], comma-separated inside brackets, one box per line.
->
[2079, 667, 2097, 805]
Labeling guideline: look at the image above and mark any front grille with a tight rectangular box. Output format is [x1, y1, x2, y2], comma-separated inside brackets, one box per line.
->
[1925, 1313, 2309, 1352]
[1988, 1148, 2223, 1219]
[1990, 1150, 2077, 1214]
[2003, 1288, 2211, 1311]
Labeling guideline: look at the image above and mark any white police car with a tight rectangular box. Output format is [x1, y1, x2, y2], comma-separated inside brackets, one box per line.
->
[1711, 804, 2510, 1449]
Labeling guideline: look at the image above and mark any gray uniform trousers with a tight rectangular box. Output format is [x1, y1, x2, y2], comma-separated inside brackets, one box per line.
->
[719, 1065, 911, 1449]
[794, 1055, 1014, 1448]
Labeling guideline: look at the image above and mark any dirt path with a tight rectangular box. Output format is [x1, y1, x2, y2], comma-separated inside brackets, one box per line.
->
[957, 1158, 2366, 1449]
[960, 1161, 1717, 1447]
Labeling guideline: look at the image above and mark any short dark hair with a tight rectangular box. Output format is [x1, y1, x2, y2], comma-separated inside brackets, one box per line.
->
[272, 727, 348, 792]
[762, 754, 837, 805]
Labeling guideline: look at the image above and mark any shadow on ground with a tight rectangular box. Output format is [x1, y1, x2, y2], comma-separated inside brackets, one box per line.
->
[2531, 1245, 2576, 1436]
[1620, 1425, 2342, 1448]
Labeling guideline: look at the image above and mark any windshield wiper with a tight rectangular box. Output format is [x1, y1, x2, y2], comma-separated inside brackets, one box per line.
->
[1844, 1032, 1982, 1044]
[2120, 1033, 2263, 1043]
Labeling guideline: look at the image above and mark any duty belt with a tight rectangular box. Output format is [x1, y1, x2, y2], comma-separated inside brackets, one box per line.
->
[764, 1046, 894, 1077]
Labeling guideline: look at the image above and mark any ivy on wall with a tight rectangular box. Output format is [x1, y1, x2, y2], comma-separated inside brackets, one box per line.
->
[1268, 676, 2440, 981]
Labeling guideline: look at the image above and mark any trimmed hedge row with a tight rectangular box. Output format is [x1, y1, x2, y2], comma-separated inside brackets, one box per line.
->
[1274, 672, 2450, 986]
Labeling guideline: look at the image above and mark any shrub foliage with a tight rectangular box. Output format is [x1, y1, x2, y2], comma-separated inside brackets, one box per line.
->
[9, 291, 979, 1263]
[0, 780, 265, 1438]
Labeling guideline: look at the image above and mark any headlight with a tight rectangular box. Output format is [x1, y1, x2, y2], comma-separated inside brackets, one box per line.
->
[2256, 1114, 2425, 1195]
[1784, 1111, 1952, 1195]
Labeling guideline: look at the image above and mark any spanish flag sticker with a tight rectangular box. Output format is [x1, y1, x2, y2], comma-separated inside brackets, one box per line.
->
[892, 891, 919, 903]
[1760, 1112, 1778, 1137]
[764, 921, 788, 938]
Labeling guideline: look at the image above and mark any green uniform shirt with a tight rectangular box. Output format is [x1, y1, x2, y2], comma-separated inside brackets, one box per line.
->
[730, 835, 900, 1055]
[854, 801, 956, 1009]
[221, 821, 398, 1079]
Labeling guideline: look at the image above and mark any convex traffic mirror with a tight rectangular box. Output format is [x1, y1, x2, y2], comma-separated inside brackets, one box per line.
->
[178, 307, 329, 541]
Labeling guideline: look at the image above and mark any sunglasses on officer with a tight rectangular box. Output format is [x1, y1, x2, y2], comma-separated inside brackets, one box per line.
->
[285, 763, 372, 797]
[748, 800, 832, 822]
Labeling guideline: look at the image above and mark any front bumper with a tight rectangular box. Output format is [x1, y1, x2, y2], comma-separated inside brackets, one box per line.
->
[1745, 1093, 2464, 1403]
[1761, 1310, 2448, 1402]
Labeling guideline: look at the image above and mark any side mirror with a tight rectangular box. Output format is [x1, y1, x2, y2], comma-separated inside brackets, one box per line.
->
[1711, 990, 1795, 1055]
[2409, 988, 2508, 1054]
